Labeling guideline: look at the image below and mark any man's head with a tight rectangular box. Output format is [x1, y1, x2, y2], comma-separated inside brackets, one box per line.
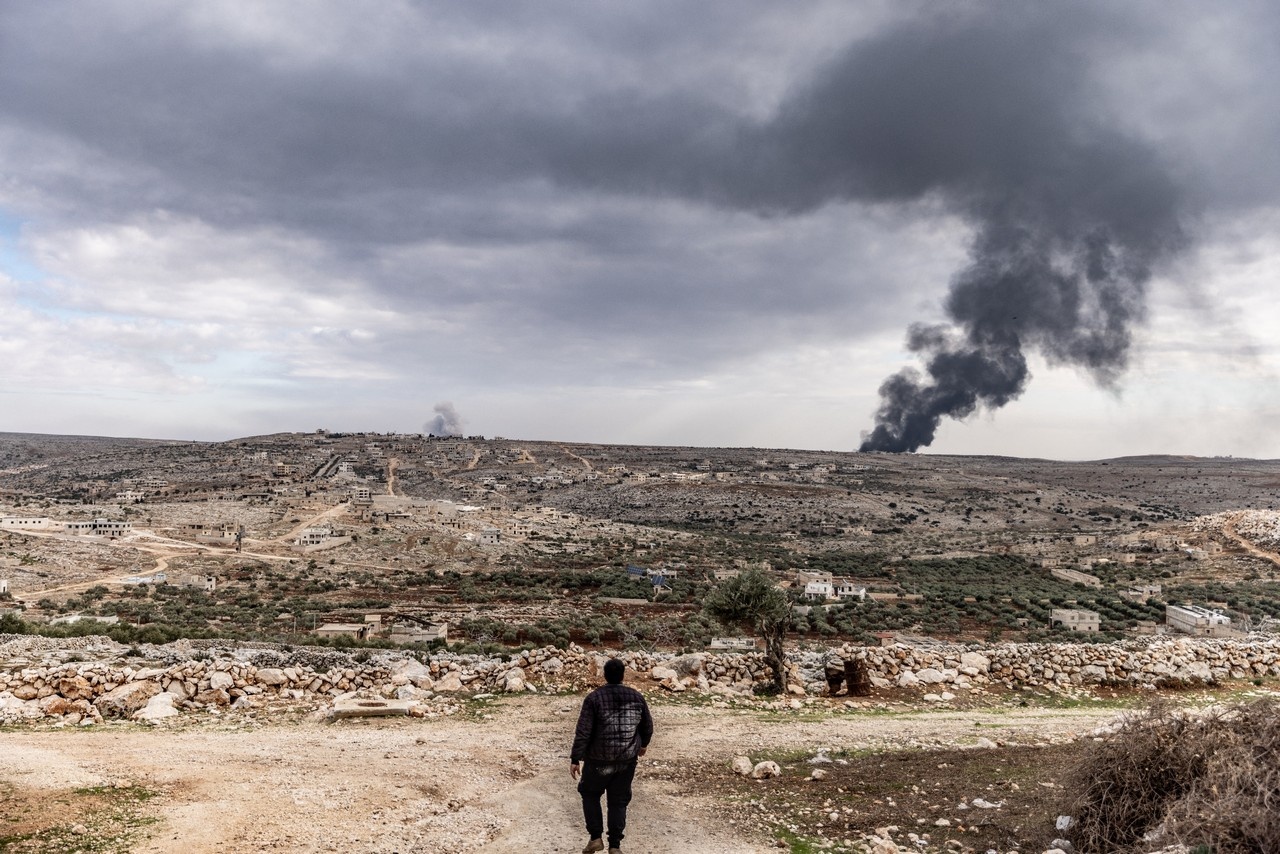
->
[604, 658, 625, 684]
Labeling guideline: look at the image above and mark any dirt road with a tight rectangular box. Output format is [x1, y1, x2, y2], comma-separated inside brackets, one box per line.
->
[0, 695, 1119, 853]
[1223, 513, 1280, 570]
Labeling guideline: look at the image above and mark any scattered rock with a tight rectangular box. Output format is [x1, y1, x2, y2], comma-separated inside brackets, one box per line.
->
[751, 760, 782, 780]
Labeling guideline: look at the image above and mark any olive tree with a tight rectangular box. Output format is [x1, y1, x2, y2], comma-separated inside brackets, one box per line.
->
[703, 568, 790, 692]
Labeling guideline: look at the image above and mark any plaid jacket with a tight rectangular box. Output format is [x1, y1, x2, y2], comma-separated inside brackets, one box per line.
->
[571, 683, 654, 764]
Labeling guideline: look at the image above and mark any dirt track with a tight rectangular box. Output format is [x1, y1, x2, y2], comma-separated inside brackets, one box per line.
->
[0, 695, 1120, 853]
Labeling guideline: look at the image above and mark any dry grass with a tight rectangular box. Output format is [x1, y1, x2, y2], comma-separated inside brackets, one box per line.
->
[1065, 697, 1280, 853]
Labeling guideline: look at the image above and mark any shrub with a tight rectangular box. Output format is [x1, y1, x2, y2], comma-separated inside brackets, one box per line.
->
[1065, 699, 1280, 853]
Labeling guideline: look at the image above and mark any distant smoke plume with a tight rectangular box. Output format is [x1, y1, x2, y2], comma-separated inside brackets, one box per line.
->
[424, 402, 464, 437]
[547, 7, 1188, 453]
[780, 11, 1187, 453]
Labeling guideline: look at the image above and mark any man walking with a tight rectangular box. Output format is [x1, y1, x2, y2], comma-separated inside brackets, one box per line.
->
[570, 658, 654, 854]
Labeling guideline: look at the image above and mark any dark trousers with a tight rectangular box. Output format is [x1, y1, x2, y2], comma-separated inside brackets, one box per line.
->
[578, 759, 637, 848]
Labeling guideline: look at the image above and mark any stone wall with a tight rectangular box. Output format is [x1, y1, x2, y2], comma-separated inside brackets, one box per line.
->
[1, 634, 1278, 725]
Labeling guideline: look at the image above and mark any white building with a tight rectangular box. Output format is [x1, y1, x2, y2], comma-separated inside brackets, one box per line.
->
[834, 580, 866, 600]
[0, 516, 53, 531]
[92, 519, 132, 538]
[1166, 604, 1232, 637]
[804, 580, 834, 599]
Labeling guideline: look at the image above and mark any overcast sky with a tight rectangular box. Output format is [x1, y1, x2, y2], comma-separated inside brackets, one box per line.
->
[2, 1, 1279, 458]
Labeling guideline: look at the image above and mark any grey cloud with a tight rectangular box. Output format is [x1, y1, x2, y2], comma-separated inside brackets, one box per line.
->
[0, 1, 1276, 445]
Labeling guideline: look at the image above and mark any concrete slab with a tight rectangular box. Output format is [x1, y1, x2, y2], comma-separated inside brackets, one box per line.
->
[330, 698, 415, 719]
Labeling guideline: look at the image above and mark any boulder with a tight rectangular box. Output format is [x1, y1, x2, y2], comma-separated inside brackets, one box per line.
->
[502, 668, 527, 693]
[1177, 661, 1213, 683]
[897, 671, 920, 688]
[11, 684, 38, 701]
[751, 760, 782, 780]
[94, 681, 160, 719]
[731, 756, 754, 776]
[208, 671, 234, 691]
[959, 652, 991, 674]
[670, 654, 705, 679]
[650, 666, 678, 682]
[132, 692, 180, 722]
[38, 695, 74, 716]
[255, 668, 288, 687]
[538, 656, 565, 674]
[193, 688, 231, 707]
[915, 668, 946, 685]
[57, 676, 94, 701]
[434, 671, 464, 693]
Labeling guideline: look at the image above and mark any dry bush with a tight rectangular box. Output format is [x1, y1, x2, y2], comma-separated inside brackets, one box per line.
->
[1064, 698, 1280, 853]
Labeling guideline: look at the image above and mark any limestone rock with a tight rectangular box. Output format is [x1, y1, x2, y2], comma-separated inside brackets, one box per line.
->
[208, 671, 234, 691]
[194, 688, 231, 707]
[256, 668, 288, 686]
[670, 654, 705, 679]
[95, 681, 160, 719]
[39, 694, 74, 716]
[916, 667, 946, 684]
[751, 760, 782, 779]
[57, 676, 94, 701]
[434, 671, 464, 692]
[731, 756, 754, 776]
[502, 668, 527, 693]
[132, 692, 180, 722]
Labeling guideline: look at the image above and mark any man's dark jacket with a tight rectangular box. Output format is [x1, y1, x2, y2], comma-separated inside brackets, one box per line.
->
[571, 682, 654, 764]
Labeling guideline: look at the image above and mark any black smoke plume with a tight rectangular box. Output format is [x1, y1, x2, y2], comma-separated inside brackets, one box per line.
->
[765, 10, 1188, 453]
[547, 7, 1188, 452]
[424, 401, 463, 437]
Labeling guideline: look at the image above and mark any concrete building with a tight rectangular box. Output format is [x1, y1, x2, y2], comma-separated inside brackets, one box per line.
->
[833, 580, 867, 600]
[315, 622, 369, 640]
[1050, 567, 1102, 588]
[1049, 608, 1101, 633]
[178, 574, 217, 592]
[93, 519, 132, 538]
[1166, 604, 1232, 637]
[0, 516, 53, 531]
[1121, 583, 1162, 603]
[804, 580, 834, 599]
[478, 527, 501, 545]
[709, 636, 759, 650]
[388, 621, 448, 644]
[293, 525, 352, 553]
[64, 519, 132, 538]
